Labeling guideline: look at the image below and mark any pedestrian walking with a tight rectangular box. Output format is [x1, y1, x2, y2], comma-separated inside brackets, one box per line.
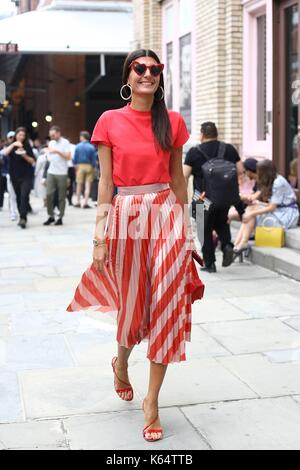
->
[67, 142, 76, 207]
[42, 154, 60, 215]
[34, 145, 48, 205]
[73, 131, 97, 208]
[0, 142, 7, 211]
[234, 160, 299, 255]
[0, 132, 18, 221]
[183, 122, 245, 273]
[66, 49, 204, 442]
[2, 127, 36, 229]
[43, 126, 71, 226]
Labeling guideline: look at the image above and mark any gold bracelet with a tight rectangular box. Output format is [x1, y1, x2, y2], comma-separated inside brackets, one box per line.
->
[93, 238, 106, 247]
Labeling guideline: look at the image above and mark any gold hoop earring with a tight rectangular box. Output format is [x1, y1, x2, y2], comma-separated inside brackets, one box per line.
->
[120, 84, 132, 101]
[155, 86, 164, 101]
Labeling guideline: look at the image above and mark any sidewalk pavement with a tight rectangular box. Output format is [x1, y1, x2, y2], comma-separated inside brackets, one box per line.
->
[1, 195, 300, 450]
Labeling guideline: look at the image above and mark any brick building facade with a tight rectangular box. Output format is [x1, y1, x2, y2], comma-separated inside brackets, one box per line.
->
[132, 0, 243, 153]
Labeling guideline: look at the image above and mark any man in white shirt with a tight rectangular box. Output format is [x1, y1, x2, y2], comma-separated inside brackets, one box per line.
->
[43, 126, 71, 226]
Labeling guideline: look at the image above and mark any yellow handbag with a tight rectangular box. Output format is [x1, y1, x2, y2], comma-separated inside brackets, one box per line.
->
[255, 226, 285, 248]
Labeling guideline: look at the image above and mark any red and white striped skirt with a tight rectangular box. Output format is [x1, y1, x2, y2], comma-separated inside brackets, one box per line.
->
[66, 183, 204, 364]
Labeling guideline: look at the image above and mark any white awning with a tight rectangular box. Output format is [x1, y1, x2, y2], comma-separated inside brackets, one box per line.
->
[0, 6, 133, 54]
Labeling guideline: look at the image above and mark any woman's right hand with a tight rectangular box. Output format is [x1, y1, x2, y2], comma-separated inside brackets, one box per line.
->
[93, 244, 108, 273]
[14, 141, 23, 148]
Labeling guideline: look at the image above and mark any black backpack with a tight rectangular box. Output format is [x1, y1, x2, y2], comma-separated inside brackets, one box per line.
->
[198, 142, 240, 209]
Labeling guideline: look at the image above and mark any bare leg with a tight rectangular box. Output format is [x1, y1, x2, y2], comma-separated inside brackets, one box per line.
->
[83, 181, 92, 206]
[113, 345, 134, 400]
[235, 217, 256, 250]
[234, 225, 244, 248]
[234, 206, 256, 249]
[236, 218, 256, 249]
[143, 361, 168, 439]
[76, 182, 83, 205]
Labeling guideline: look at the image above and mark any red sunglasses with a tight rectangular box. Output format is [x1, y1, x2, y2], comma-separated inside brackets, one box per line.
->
[129, 61, 165, 77]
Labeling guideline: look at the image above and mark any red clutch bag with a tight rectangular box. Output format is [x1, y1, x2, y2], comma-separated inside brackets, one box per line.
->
[192, 250, 204, 267]
[190, 251, 205, 302]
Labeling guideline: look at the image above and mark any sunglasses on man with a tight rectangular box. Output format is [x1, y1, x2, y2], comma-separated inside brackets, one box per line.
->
[129, 61, 165, 78]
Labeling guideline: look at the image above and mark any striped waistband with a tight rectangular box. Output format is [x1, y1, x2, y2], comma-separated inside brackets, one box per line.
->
[117, 183, 170, 196]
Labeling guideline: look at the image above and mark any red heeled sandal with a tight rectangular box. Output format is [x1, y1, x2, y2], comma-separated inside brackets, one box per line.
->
[111, 357, 134, 402]
[142, 401, 163, 442]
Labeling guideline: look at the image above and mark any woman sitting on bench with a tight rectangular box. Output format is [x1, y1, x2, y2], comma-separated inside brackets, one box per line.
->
[233, 160, 299, 257]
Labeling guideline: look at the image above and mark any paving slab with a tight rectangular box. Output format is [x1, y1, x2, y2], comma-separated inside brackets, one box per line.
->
[66, 324, 230, 368]
[10, 311, 81, 336]
[218, 354, 300, 397]
[19, 366, 142, 420]
[215, 264, 279, 281]
[22, 292, 70, 312]
[0, 306, 25, 317]
[0, 371, 23, 423]
[129, 358, 257, 407]
[192, 298, 247, 323]
[33, 276, 80, 293]
[202, 318, 300, 354]
[0, 266, 58, 281]
[186, 325, 230, 359]
[0, 293, 24, 309]
[263, 349, 300, 363]
[0, 280, 36, 295]
[283, 317, 300, 333]
[0, 324, 10, 336]
[0, 316, 9, 328]
[226, 293, 300, 319]
[1, 335, 74, 371]
[215, 277, 300, 298]
[199, 281, 237, 299]
[55, 263, 91, 277]
[0, 419, 68, 450]
[65, 331, 119, 367]
[182, 397, 300, 450]
[64, 408, 210, 450]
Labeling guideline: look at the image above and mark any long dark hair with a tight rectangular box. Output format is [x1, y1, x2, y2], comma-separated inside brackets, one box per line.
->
[122, 49, 172, 151]
[14, 127, 33, 155]
[257, 160, 277, 202]
[14, 127, 27, 142]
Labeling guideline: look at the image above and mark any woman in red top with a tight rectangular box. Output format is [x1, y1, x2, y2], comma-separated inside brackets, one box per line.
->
[67, 49, 204, 442]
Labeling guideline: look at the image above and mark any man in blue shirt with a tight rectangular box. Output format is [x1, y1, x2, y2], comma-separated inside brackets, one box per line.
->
[73, 131, 98, 208]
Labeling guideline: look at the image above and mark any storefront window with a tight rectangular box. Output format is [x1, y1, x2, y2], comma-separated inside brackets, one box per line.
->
[165, 4, 174, 43]
[179, 0, 193, 36]
[166, 42, 173, 109]
[163, 0, 193, 134]
[179, 33, 192, 131]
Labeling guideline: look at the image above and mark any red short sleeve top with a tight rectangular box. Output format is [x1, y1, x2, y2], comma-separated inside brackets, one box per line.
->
[91, 104, 189, 187]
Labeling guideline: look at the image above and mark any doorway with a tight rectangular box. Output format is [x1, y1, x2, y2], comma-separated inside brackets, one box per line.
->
[275, 0, 300, 189]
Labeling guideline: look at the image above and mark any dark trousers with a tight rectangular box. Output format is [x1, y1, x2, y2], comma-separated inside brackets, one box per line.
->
[0, 174, 7, 207]
[67, 167, 76, 205]
[46, 173, 68, 218]
[202, 207, 232, 266]
[11, 177, 32, 221]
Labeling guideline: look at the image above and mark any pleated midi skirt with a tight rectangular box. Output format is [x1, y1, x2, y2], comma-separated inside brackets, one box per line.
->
[66, 183, 204, 364]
